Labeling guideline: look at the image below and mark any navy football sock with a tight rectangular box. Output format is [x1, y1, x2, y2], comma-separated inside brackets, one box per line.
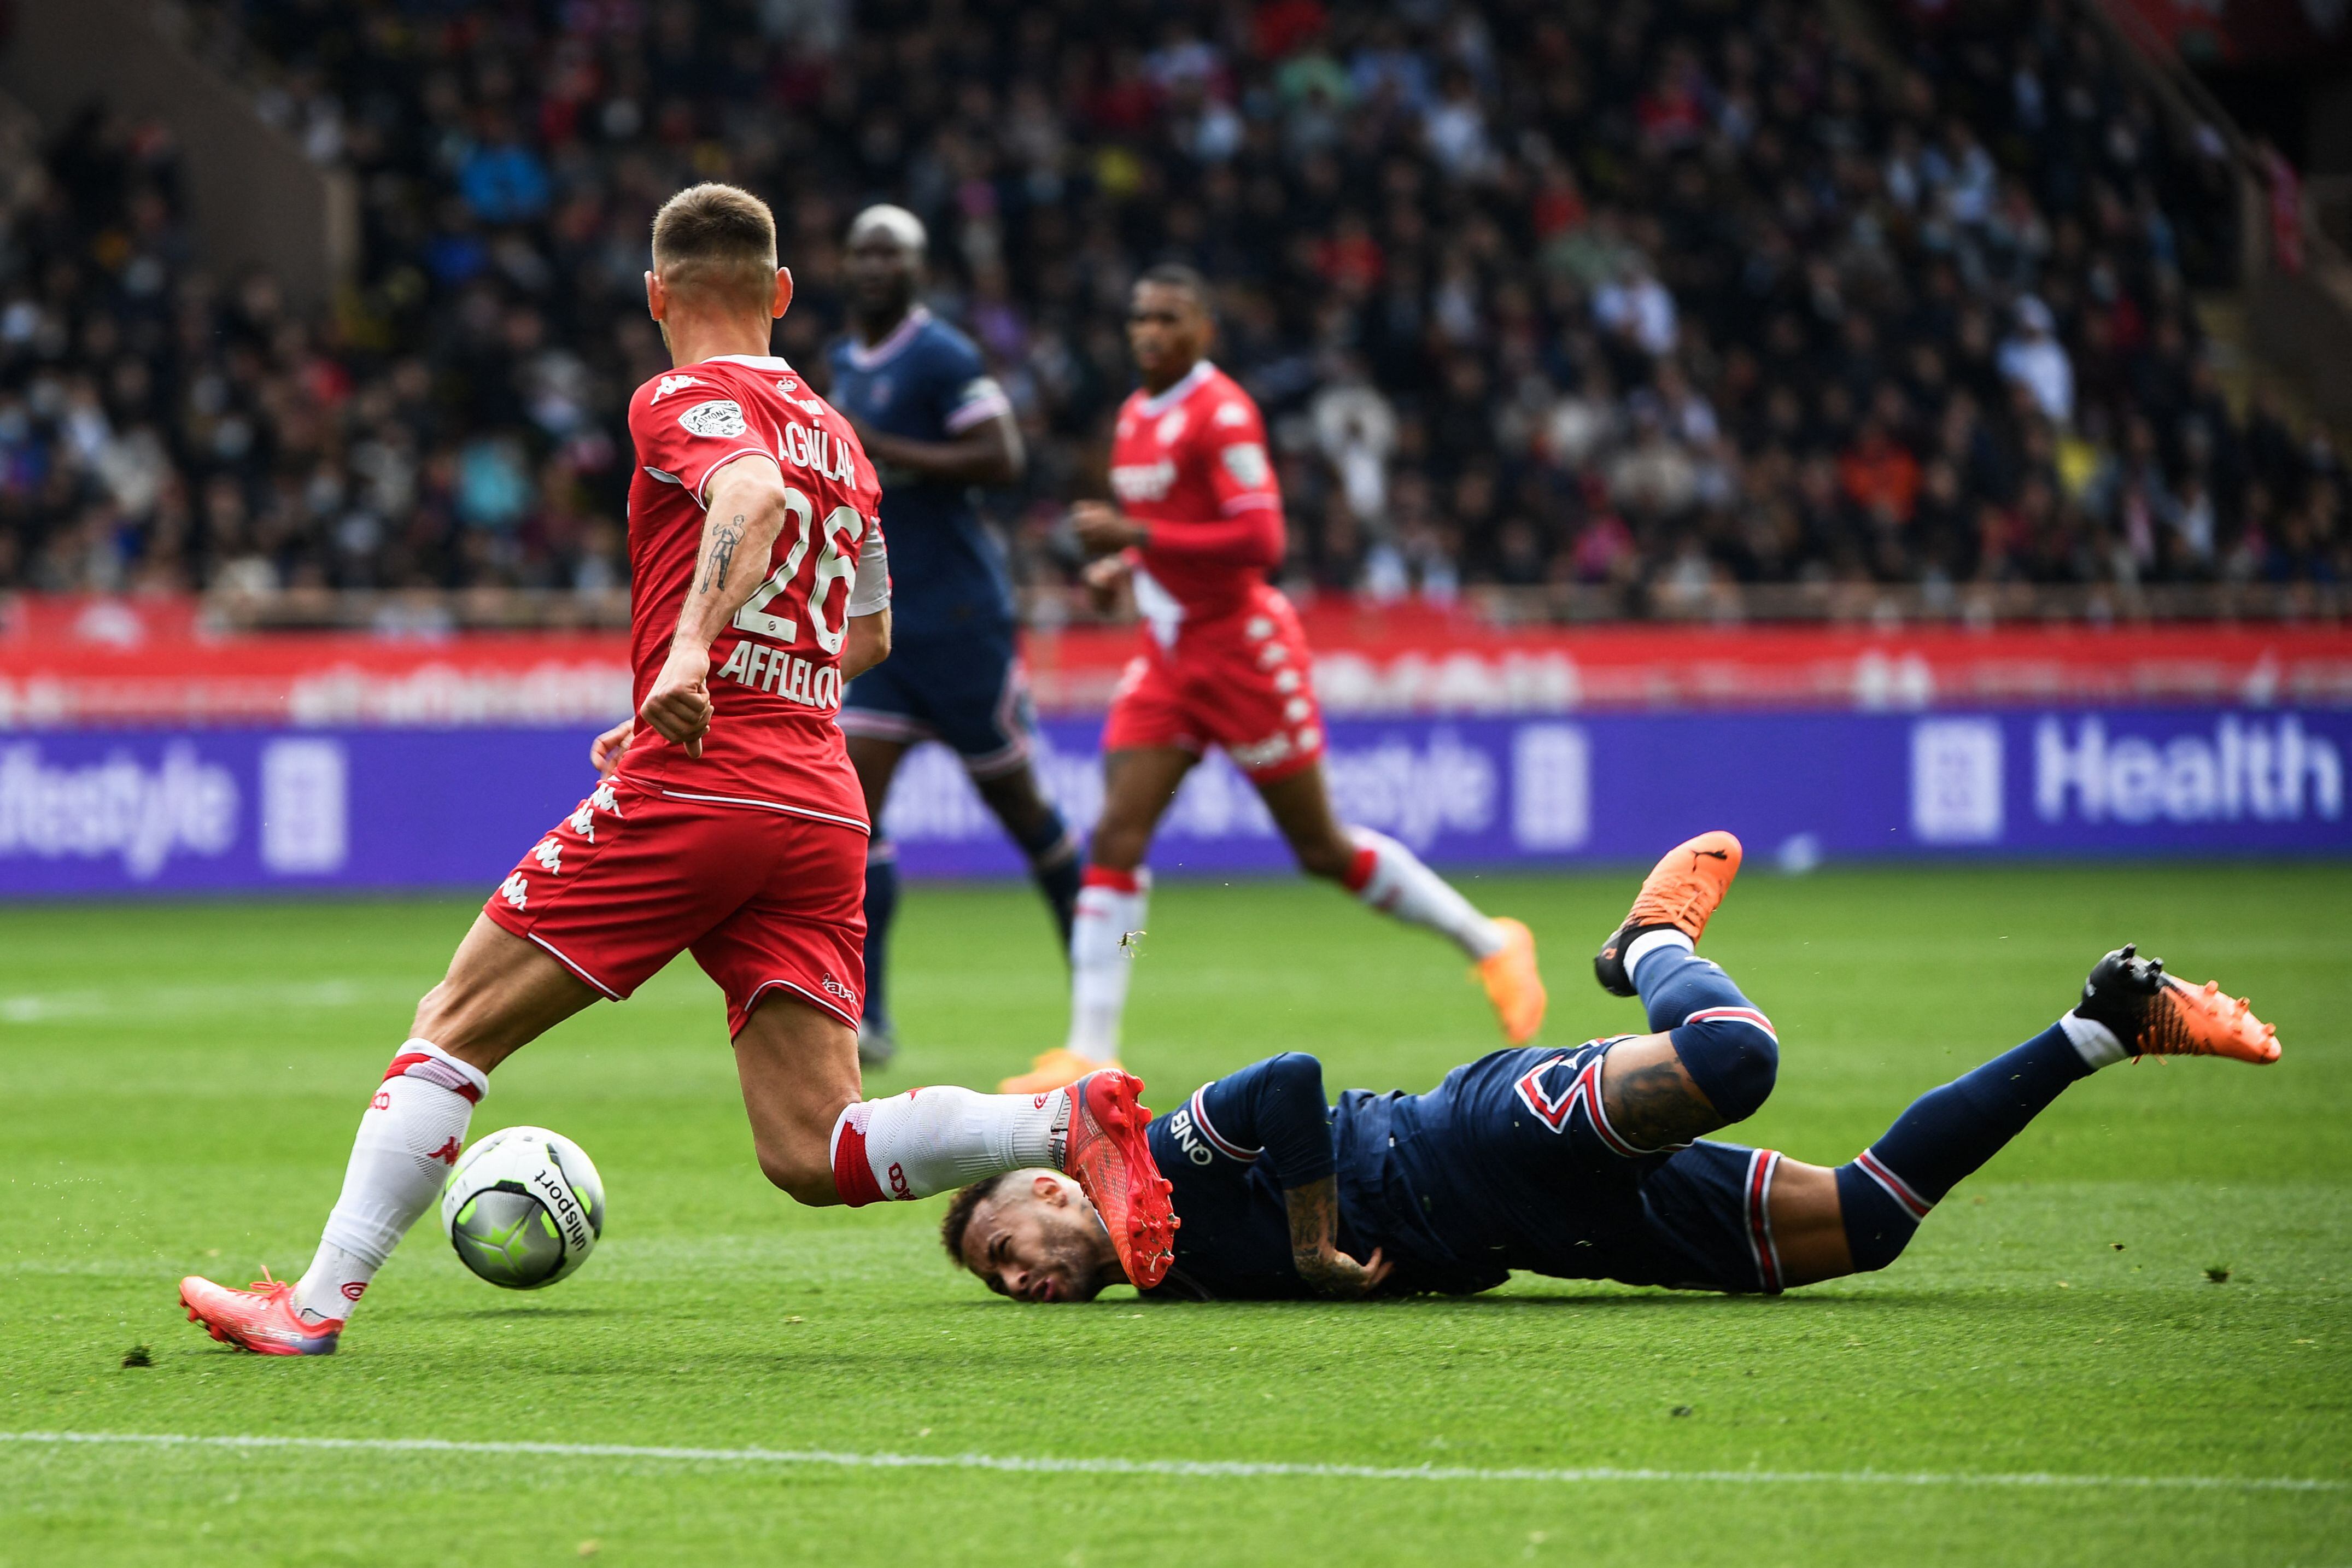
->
[861, 838, 899, 1032]
[1836, 1022, 2094, 1271]
[1013, 809, 1082, 954]
[1632, 945, 1779, 1124]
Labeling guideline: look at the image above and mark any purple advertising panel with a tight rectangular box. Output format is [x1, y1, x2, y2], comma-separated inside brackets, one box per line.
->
[1, 708, 2345, 897]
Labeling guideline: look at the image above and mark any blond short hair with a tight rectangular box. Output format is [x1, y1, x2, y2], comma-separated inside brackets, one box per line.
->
[651, 183, 778, 308]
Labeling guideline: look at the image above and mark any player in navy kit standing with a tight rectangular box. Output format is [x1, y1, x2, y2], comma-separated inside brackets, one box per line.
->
[827, 205, 1081, 1068]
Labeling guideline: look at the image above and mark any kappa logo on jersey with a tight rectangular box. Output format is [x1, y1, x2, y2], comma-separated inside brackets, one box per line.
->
[1220, 442, 1271, 488]
[1155, 409, 1188, 443]
[1213, 401, 1250, 428]
[499, 873, 529, 909]
[1110, 459, 1178, 504]
[567, 801, 596, 841]
[532, 836, 563, 874]
[589, 780, 623, 816]
[678, 399, 748, 438]
[652, 373, 705, 401]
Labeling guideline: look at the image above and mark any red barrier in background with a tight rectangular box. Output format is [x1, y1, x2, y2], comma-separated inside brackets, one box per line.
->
[3, 595, 2349, 725]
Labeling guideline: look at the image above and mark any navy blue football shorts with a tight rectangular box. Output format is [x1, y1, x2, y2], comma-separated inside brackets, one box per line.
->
[839, 624, 1036, 780]
[1404, 1040, 1793, 1295]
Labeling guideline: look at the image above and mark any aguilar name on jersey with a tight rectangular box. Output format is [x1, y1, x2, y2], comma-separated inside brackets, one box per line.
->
[826, 307, 1017, 635]
[1105, 359, 1284, 641]
[614, 355, 890, 831]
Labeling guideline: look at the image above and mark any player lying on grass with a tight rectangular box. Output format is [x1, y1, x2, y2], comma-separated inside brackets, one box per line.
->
[178, 182, 1175, 1356]
[945, 831, 2280, 1303]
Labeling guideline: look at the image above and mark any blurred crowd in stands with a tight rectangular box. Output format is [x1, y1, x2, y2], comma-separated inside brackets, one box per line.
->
[0, 0, 2345, 611]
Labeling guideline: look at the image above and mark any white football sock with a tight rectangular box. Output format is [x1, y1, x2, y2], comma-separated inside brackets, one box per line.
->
[296, 1039, 486, 1323]
[1066, 871, 1149, 1062]
[1345, 827, 1505, 959]
[2059, 1010, 2128, 1070]
[830, 1086, 1069, 1203]
[1624, 927, 1696, 986]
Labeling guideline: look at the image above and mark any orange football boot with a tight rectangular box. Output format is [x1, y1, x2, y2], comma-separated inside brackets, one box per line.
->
[1061, 1069, 1177, 1289]
[998, 1046, 1113, 1096]
[2074, 944, 2281, 1064]
[1475, 916, 1548, 1044]
[1593, 830, 1743, 997]
[179, 1268, 342, 1356]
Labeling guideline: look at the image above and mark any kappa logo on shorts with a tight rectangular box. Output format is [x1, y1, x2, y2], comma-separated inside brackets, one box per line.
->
[499, 873, 529, 910]
[533, 837, 563, 874]
[1227, 732, 1294, 770]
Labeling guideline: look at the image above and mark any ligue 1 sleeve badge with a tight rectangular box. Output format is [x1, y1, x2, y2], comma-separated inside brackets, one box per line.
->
[678, 399, 747, 438]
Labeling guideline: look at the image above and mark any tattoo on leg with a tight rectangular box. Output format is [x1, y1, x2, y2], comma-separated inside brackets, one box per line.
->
[1601, 1043, 1723, 1149]
[700, 514, 746, 594]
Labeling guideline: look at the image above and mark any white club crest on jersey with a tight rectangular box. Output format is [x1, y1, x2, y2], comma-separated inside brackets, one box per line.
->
[653, 373, 705, 401]
[1110, 459, 1177, 504]
[1155, 409, 1188, 444]
[1220, 442, 1271, 487]
[775, 380, 827, 416]
[678, 399, 748, 438]
[1213, 401, 1250, 427]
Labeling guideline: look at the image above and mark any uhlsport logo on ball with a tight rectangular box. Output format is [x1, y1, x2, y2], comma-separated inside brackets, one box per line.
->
[439, 1126, 606, 1289]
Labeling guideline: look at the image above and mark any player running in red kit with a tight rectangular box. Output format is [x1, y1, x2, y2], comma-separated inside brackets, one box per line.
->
[178, 184, 1174, 1355]
[1000, 265, 1547, 1095]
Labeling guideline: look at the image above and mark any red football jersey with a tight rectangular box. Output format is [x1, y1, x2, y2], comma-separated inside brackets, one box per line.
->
[613, 353, 889, 830]
[1106, 359, 1284, 641]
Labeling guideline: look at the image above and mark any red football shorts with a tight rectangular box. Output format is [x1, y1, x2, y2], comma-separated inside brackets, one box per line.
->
[482, 772, 867, 1038]
[1101, 593, 1326, 783]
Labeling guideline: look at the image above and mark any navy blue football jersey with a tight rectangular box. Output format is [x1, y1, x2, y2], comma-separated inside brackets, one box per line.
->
[1140, 1048, 1773, 1301]
[825, 308, 1016, 635]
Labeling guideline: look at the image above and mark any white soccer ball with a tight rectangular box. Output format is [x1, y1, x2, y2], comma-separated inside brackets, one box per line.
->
[439, 1126, 606, 1290]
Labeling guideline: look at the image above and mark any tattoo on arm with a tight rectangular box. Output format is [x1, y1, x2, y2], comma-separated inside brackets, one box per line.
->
[699, 514, 745, 595]
[1286, 1175, 1338, 1264]
[1600, 1041, 1724, 1148]
[1285, 1176, 1368, 1296]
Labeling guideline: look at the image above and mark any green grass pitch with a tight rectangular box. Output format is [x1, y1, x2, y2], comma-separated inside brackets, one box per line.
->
[2, 863, 2346, 1566]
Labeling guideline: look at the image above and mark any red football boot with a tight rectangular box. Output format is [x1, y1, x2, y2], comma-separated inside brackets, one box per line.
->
[1061, 1070, 1178, 1289]
[179, 1268, 343, 1356]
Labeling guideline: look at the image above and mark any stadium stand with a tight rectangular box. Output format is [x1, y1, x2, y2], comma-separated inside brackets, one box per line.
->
[0, 0, 2344, 612]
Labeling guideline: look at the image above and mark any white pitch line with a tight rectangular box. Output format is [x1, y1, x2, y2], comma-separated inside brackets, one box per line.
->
[0, 1432, 2342, 1495]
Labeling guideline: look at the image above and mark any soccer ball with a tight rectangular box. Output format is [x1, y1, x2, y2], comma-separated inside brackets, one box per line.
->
[439, 1126, 606, 1289]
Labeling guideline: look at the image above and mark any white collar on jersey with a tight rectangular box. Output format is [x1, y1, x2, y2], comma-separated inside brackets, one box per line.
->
[704, 353, 797, 372]
[1137, 358, 1215, 417]
[844, 305, 933, 371]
